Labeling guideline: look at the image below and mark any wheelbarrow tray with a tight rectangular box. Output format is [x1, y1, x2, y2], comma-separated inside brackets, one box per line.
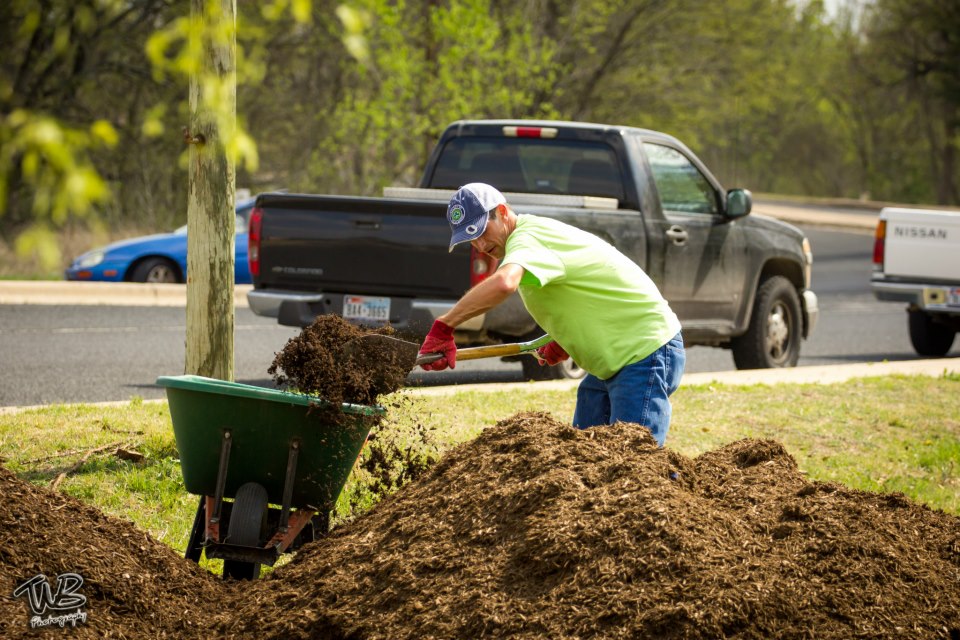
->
[157, 375, 383, 510]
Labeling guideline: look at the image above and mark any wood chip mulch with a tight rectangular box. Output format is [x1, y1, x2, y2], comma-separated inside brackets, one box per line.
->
[3, 411, 958, 638]
[222, 412, 960, 639]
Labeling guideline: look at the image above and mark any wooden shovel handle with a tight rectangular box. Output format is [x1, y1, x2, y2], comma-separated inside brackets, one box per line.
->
[414, 334, 552, 366]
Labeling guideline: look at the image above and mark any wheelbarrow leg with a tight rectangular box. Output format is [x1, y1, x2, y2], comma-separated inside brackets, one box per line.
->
[210, 429, 233, 525]
[184, 495, 206, 563]
[279, 439, 300, 532]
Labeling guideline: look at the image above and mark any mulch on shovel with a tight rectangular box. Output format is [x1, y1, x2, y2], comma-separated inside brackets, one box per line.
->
[269, 315, 412, 416]
[3, 412, 959, 639]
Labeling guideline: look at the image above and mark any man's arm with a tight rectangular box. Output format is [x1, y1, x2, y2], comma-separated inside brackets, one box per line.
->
[438, 262, 524, 328]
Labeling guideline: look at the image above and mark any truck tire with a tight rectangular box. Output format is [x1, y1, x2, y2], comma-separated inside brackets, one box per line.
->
[130, 257, 180, 283]
[222, 482, 268, 580]
[521, 356, 586, 381]
[732, 275, 802, 370]
[908, 309, 956, 357]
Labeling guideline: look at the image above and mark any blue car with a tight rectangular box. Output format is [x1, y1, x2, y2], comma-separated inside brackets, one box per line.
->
[65, 198, 256, 284]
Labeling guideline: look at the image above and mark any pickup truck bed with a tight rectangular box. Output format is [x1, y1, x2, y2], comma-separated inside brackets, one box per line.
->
[871, 207, 960, 356]
[249, 119, 819, 376]
[249, 193, 468, 334]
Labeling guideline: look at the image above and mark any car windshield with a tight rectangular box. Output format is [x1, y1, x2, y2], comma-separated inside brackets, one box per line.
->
[427, 137, 625, 202]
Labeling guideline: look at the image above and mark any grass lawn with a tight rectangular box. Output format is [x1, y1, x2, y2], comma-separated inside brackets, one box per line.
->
[1, 374, 958, 566]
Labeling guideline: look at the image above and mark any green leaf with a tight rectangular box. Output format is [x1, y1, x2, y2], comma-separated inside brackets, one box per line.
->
[90, 120, 119, 147]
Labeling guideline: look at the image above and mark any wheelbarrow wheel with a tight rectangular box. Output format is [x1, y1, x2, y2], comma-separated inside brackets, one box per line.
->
[223, 482, 268, 581]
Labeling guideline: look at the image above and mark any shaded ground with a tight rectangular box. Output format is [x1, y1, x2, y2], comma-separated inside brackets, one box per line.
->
[3, 413, 959, 638]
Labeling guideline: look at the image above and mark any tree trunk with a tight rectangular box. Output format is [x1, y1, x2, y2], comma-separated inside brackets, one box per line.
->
[184, 0, 236, 380]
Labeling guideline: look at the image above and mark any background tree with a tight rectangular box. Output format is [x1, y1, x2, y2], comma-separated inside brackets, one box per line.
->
[293, 0, 559, 196]
[187, 0, 240, 380]
[3, 0, 959, 279]
[856, 0, 959, 204]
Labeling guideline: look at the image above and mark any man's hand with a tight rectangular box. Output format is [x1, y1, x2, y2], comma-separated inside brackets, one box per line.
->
[535, 341, 569, 366]
[418, 320, 457, 371]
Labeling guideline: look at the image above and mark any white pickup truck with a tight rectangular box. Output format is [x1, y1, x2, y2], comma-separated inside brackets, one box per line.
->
[871, 207, 960, 356]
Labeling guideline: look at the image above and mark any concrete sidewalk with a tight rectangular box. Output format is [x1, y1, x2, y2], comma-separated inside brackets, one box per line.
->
[3, 358, 956, 413]
[409, 357, 960, 396]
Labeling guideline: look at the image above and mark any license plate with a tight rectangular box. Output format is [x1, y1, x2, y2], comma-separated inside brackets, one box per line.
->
[925, 287, 960, 308]
[343, 295, 390, 322]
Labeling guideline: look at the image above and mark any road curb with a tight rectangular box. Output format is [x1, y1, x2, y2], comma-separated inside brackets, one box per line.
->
[752, 203, 878, 231]
[0, 281, 252, 307]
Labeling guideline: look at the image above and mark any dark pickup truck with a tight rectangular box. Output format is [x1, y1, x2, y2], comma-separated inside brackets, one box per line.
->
[248, 119, 819, 379]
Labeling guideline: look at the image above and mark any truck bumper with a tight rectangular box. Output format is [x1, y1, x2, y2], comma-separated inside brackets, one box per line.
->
[872, 280, 960, 314]
[802, 289, 819, 339]
[246, 288, 483, 338]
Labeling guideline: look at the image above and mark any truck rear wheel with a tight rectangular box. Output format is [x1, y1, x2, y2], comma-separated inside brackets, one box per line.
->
[732, 275, 802, 370]
[908, 309, 956, 357]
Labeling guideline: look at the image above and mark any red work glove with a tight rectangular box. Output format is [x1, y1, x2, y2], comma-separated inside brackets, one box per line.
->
[418, 320, 457, 371]
[536, 341, 569, 366]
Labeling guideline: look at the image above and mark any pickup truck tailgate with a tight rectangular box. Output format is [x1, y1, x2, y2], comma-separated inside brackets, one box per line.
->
[881, 208, 960, 280]
[256, 194, 469, 299]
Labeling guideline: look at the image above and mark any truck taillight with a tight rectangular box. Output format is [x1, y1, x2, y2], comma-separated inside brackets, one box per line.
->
[470, 247, 498, 287]
[502, 126, 558, 139]
[248, 206, 263, 277]
[872, 219, 886, 267]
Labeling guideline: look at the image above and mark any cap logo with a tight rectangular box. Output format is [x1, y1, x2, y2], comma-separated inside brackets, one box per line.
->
[465, 224, 479, 235]
[449, 204, 465, 225]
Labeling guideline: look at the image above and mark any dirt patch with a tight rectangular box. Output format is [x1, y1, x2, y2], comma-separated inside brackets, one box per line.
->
[4, 412, 959, 638]
[223, 412, 960, 639]
[269, 315, 414, 418]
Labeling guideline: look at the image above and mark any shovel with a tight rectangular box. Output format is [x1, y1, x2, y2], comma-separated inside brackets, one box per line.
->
[345, 333, 553, 377]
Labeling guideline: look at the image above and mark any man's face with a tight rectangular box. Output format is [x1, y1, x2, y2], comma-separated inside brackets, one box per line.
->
[471, 206, 510, 260]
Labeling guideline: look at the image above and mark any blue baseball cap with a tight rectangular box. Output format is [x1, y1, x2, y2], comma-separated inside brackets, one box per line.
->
[447, 183, 506, 252]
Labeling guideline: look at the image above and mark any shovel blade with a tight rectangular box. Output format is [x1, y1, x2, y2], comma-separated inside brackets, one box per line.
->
[343, 334, 422, 372]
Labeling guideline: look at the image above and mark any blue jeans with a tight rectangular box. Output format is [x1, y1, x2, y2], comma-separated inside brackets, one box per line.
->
[572, 332, 685, 446]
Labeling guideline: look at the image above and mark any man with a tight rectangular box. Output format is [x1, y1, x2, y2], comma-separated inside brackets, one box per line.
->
[418, 182, 685, 446]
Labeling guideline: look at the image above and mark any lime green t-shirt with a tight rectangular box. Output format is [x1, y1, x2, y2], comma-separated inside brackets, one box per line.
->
[502, 214, 681, 380]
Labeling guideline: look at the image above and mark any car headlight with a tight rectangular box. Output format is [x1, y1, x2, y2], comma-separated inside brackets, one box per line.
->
[76, 250, 105, 268]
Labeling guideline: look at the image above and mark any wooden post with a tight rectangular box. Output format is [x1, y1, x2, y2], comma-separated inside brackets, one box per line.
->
[184, 0, 236, 380]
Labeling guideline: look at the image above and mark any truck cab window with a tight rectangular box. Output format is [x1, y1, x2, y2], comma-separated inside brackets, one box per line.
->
[429, 138, 623, 201]
[643, 143, 718, 215]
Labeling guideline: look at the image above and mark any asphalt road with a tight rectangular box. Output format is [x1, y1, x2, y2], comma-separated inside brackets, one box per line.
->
[1, 223, 956, 408]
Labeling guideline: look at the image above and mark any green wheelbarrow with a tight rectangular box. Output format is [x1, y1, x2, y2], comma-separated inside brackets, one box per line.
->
[157, 375, 384, 580]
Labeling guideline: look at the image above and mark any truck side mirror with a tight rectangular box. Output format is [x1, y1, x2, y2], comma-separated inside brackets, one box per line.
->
[726, 188, 752, 218]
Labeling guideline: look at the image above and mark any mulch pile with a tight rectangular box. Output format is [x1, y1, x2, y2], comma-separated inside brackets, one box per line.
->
[3, 413, 959, 638]
[269, 315, 413, 415]
[0, 466, 225, 638]
[223, 412, 960, 639]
